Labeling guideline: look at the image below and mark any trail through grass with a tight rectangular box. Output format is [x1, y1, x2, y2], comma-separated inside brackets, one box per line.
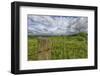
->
[28, 32, 88, 60]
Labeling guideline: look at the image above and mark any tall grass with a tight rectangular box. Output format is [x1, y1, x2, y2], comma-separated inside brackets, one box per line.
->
[28, 32, 88, 60]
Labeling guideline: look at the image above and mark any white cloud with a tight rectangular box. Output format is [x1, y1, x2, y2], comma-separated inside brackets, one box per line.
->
[28, 15, 88, 36]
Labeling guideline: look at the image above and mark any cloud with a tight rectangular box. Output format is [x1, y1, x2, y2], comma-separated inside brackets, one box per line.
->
[28, 15, 88, 36]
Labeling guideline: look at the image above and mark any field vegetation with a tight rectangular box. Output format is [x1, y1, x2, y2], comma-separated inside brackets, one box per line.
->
[28, 32, 88, 60]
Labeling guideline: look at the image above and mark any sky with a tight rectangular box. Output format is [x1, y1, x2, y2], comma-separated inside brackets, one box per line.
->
[28, 15, 88, 36]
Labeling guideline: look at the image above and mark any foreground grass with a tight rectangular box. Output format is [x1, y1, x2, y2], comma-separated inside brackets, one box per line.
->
[28, 32, 88, 60]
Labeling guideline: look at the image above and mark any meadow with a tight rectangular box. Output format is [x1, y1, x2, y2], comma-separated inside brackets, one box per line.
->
[28, 32, 88, 60]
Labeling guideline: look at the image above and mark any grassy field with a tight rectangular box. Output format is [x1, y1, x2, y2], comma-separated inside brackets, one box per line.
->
[28, 32, 88, 60]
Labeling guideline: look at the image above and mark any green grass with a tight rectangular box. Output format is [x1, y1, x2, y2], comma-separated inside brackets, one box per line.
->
[28, 32, 88, 60]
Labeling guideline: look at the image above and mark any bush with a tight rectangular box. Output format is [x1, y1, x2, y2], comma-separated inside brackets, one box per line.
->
[78, 32, 87, 38]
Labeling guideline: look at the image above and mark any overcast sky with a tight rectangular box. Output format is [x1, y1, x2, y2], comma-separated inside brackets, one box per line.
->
[28, 15, 88, 36]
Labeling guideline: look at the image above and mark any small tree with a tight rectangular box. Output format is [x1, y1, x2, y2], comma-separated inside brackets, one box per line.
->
[67, 17, 88, 34]
[74, 18, 88, 33]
